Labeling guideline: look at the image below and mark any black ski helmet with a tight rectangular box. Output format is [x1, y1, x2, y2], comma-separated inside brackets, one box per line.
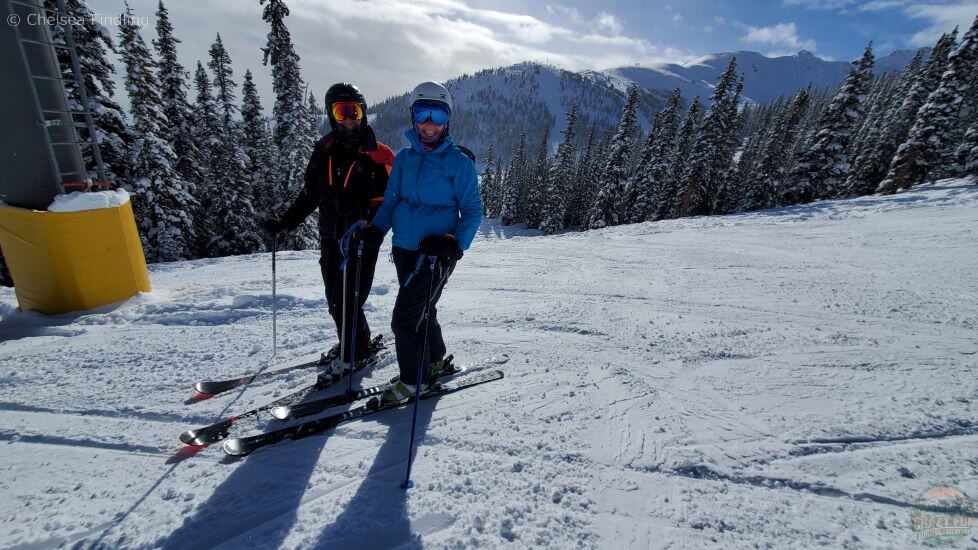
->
[324, 82, 367, 130]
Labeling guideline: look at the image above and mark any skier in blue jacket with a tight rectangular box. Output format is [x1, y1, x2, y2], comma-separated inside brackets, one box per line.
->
[347, 81, 481, 404]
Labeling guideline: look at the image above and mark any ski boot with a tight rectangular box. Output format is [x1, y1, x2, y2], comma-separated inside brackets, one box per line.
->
[427, 354, 458, 383]
[317, 344, 340, 369]
[377, 378, 426, 407]
[316, 336, 385, 388]
[316, 343, 341, 368]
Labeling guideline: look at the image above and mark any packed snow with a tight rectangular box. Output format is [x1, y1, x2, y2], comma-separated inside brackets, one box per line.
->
[1, 179, 976, 548]
[47, 189, 130, 212]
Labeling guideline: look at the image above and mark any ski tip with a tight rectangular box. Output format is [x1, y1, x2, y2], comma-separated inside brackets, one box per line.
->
[178, 430, 197, 445]
[194, 383, 227, 395]
[180, 435, 212, 447]
[223, 438, 248, 456]
[195, 377, 248, 395]
[270, 406, 290, 420]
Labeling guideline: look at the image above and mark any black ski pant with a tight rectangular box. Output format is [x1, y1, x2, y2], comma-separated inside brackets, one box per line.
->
[321, 237, 380, 362]
[391, 246, 456, 385]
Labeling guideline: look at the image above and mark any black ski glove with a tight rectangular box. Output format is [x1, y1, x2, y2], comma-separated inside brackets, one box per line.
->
[361, 223, 384, 246]
[341, 221, 384, 254]
[419, 233, 463, 262]
[262, 217, 284, 239]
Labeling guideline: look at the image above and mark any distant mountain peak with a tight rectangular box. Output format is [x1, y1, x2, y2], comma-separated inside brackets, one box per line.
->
[370, 47, 925, 163]
[606, 47, 922, 103]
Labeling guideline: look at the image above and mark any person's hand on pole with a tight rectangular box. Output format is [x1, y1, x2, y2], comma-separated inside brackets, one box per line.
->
[340, 220, 384, 256]
[262, 218, 284, 241]
[418, 233, 463, 262]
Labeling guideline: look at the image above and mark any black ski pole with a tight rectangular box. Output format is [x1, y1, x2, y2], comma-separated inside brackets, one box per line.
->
[340, 246, 348, 374]
[402, 255, 439, 489]
[346, 239, 365, 394]
[271, 234, 277, 357]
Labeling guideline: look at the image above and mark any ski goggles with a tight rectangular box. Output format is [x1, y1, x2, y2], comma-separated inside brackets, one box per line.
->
[330, 101, 364, 122]
[412, 101, 450, 125]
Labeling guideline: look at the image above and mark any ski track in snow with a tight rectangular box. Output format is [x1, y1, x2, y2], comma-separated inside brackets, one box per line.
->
[1, 179, 977, 548]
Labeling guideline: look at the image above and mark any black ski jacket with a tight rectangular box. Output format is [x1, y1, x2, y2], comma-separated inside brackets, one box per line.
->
[279, 126, 394, 240]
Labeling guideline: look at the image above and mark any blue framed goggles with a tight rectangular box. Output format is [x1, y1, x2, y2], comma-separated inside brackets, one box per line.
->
[412, 101, 450, 125]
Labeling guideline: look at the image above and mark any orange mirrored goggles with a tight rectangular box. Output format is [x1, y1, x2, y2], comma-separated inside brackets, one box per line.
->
[330, 101, 364, 122]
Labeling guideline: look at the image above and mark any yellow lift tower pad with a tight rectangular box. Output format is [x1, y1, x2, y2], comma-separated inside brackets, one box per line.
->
[0, 200, 151, 314]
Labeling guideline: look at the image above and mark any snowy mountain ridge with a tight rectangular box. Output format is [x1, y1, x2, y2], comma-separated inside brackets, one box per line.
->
[612, 48, 922, 104]
[371, 61, 668, 164]
[372, 48, 925, 161]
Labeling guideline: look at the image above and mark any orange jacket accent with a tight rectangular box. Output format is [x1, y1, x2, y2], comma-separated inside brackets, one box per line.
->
[365, 143, 395, 175]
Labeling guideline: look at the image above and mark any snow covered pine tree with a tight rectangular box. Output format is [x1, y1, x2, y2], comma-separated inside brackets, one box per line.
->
[880, 17, 978, 193]
[118, 3, 196, 261]
[260, 0, 318, 250]
[589, 86, 640, 229]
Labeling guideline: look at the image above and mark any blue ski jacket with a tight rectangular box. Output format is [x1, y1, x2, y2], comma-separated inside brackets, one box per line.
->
[371, 128, 482, 251]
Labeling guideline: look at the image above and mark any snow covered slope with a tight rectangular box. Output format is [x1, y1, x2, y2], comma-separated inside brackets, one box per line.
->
[1, 179, 976, 548]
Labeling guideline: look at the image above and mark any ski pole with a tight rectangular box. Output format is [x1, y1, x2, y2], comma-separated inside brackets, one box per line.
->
[402, 255, 439, 489]
[346, 239, 365, 394]
[339, 248, 348, 374]
[271, 235, 277, 357]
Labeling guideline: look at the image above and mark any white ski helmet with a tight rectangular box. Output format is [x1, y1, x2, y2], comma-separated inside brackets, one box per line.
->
[409, 81, 452, 112]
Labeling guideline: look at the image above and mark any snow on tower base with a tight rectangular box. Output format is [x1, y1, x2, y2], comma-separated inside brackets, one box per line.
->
[47, 189, 130, 212]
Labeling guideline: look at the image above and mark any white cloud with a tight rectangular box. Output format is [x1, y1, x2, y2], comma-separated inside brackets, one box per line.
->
[782, 0, 910, 11]
[547, 4, 631, 38]
[546, 3, 584, 25]
[87, 0, 691, 113]
[782, 0, 858, 9]
[858, 0, 908, 11]
[594, 11, 623, 35]
[904, 3, 978, 46]
[742, 22, 817, 52]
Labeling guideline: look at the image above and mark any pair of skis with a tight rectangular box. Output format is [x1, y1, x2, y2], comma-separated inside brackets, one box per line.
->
[180, 336, 386, 447]
[183, 342, 506, 455]
[223, 369, 504, 456]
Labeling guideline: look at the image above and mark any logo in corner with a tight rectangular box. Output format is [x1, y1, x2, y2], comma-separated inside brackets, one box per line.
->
[911, 485, 976, 545]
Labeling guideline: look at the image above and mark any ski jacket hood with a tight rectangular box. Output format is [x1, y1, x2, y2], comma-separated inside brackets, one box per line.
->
[370, 128, 482, 251]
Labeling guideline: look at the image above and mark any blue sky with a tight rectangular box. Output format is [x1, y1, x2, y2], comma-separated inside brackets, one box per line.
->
[515, 0, 973, 59]
[87, 0, 977, 110]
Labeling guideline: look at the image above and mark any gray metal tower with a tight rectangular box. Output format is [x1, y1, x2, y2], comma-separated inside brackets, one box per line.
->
[1, 0, 107, 210]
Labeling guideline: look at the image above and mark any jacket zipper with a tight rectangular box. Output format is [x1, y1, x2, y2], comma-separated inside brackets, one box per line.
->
[412, 154, 426, 248]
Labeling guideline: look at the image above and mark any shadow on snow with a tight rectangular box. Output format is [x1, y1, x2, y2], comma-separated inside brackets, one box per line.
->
[157, 394, 436, 549]
[313, 401, 435, 549]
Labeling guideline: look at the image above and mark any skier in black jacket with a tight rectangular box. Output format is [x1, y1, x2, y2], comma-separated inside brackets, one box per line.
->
[263, 83, 394, 372]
